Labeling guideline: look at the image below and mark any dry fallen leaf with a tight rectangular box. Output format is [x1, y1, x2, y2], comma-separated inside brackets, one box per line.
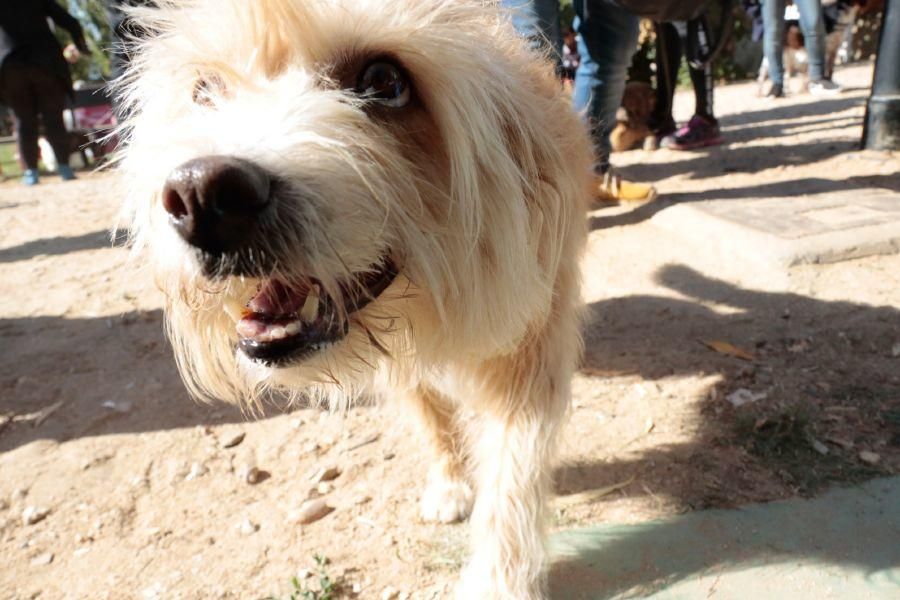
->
[702, 340, 756, 361]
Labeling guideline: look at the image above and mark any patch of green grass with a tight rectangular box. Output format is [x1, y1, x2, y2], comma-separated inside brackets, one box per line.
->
[269, 554, 344, 600]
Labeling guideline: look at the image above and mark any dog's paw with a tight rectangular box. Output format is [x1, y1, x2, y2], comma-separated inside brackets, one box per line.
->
[420, 474, 473, 524]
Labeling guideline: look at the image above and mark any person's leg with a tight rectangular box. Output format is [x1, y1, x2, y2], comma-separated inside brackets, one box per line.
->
[794, 0, 827, 81]
[572, 0, 640, 174]
[501, 0, 561, 59]
[685, 18, 715, 120]
[762, 0, 787, 86]
[2, 65, 41, 170]
[33, 68, 74, 179]
[662, 19, 723, 151]
[650, 21, 680, 136]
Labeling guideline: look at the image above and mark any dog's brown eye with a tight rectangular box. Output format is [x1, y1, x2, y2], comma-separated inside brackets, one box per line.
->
[192, 74, 227, 107]
[357, 61, 410, 108]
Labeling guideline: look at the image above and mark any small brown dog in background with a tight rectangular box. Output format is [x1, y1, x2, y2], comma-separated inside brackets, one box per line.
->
[610, 81, 657, 152]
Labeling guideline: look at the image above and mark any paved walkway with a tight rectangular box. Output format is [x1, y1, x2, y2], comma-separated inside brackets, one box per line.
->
[601, 62, 900, 281]
[550, 477, 900, 599]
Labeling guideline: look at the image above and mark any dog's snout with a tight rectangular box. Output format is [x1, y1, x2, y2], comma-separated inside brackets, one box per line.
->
[162, 155, 271, 254]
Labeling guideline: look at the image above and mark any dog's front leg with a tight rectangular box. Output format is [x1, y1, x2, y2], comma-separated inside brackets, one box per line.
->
[459, 388, 565, 600]
[403, 385, 474, 523]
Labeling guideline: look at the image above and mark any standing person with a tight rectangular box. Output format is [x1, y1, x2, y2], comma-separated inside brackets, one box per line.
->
[572, 0, 655, 200]
[0, 1, 88, 186]
[763, 0, 842, 97]
[502, 0, 656, 202]
[650, 17, 725, 150]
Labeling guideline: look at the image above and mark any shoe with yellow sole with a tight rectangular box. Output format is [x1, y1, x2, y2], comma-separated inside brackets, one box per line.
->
[594, 170, 656, 203]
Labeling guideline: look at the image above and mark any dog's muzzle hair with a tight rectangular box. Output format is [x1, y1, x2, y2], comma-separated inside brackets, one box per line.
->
[117, 0, 594, 597]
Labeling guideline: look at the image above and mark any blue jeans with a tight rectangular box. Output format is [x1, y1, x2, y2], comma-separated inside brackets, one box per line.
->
[763, 0, 827, 84]
[503, 0, 639, 173]
[500, 0, 562, 58]
[572, 1, 640, 173]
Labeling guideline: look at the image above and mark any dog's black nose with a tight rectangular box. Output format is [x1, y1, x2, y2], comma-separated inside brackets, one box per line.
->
[162, 156, 271, 254]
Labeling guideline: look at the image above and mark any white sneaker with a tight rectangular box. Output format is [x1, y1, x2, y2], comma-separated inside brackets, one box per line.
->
[809, 79, 843, 96]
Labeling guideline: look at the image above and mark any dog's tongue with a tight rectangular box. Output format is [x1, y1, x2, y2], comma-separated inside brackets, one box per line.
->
[247, 280, 308, 316]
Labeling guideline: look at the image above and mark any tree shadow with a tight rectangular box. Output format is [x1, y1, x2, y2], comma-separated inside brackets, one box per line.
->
[621, 138, 859, 184]
[0, 229, 128, 263]
[557, 263, 898, 502]
[590, 90, 888, 232]
[0, 309, 248, 453]
[548, 263, 900, 596]
[589, 173, 900, 231]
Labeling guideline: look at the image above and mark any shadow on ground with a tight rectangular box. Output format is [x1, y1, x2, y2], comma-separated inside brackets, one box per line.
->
[591, 88, 900, 231]
[0, 229, 128, 263]
[556, 264, 898, 509]
[0, 309, 249, 453]
[589, 173, 900, 231]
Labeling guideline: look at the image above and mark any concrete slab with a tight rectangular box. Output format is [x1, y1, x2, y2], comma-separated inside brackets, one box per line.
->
[549, 477, 900, 599]
[650, 186, 900, 269]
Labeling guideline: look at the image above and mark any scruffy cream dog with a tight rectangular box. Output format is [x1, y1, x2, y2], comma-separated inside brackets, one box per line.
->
[117, 0, 592, 597]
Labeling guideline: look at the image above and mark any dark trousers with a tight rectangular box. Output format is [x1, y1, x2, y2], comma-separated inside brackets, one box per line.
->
[653, 18, 715, 131]
[1, 62, 70, 170]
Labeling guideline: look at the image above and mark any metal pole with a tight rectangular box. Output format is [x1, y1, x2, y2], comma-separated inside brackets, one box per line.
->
[862, 0, 900, 150]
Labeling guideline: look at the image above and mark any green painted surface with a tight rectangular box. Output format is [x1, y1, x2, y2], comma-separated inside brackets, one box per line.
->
[550, 477, 900, 599]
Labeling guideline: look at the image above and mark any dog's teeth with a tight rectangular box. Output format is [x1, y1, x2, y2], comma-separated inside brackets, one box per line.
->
[270, 326, 287, 340]
[236, 319, 262, 338]
[257, 331, 273, 343]
[300, 286, 320, 322]
[285, 322, 302, 335]
[224, 299, 245, 323]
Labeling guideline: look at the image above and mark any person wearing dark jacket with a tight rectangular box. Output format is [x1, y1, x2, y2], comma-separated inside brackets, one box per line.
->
[0, 1, 88, 185]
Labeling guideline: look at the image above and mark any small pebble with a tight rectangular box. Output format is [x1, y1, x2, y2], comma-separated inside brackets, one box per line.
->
[316, 482, 333, 495]
[239, 465, 263, 485]
[289, 499, 334, 525]
[313, 466, 341, 483]
[220, 431, 245, 449]
[238, 518, 259, 536]
[381, 587, 399, 600]
[22, 506, 50, 526]
[185, 462, 208, 481]
[101, 400, 132, 413]
[31, 552, 54, 566]
[859, 451, 881, 465]
[892, 342, 900, 358]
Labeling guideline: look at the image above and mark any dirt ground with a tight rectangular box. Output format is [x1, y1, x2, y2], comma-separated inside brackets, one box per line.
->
[1, 63, 898, 600]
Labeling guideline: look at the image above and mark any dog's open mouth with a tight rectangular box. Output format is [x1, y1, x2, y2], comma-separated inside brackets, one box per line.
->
[228, 259, 398, 366]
